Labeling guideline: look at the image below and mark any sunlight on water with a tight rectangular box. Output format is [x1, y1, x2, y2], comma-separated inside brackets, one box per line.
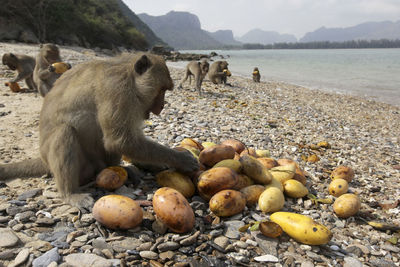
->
[171, 49, 400, 106]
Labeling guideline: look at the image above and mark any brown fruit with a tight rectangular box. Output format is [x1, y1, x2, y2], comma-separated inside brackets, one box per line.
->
[257, 157, 279, 169]
[92, 195, 143, 230]
[333, 193, 360, 218]
[96, 166, 128, 190]
[153, 187, 195, 233]
[259, 221, 283, 238]
[5, 82, 22, 92]
[221, 139, 245, 154]
[209, 189, 246, 217]
[197, 167, 239, 200]
[328, 178, 349, 197]
[180, 138, 204, 151]
[240, 185, 265, 206]
[331, 166, 354, 182]
[199, 145, 235, 167]
[240, 147, 258, 157]
[278, 158, 306, 185]
[52, 62, 71, 74]
[233, 174, 254, 190]
[156, 170, 195, 198]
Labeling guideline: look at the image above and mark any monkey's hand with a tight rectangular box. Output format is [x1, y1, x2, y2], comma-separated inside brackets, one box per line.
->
[48, 65, 56, 72]
[172, 150, 199, 173]
[66, 193, 94, 212]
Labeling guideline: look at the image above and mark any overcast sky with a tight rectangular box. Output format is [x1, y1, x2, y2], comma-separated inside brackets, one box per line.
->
[122, 0, 400, 39]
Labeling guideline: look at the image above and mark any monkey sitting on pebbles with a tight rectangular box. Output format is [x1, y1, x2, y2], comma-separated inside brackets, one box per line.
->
[0, 53, 199, 209]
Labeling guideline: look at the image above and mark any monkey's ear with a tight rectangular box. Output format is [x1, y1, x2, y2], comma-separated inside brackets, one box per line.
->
[134, 55, 152, 75]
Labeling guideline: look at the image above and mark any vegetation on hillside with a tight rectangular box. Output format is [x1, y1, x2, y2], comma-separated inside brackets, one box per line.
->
[0, 0, 149, 50]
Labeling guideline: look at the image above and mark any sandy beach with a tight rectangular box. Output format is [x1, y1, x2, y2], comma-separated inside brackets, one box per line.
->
[0, 42, 399, 266]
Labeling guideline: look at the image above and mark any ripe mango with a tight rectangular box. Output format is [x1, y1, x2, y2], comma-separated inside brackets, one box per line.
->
[270, 212, 332, 245]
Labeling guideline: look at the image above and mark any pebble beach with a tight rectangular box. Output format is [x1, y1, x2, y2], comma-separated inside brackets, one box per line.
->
[0, 42, 400, 267]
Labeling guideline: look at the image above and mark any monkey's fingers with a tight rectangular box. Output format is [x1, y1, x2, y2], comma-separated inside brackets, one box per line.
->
[174, 151, 200, 174]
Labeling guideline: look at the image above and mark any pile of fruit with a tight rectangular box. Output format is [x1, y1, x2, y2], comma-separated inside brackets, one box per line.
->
[91, 138, 361, 246]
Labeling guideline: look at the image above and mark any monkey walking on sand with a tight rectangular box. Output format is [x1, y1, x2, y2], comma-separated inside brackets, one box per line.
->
[253, 67, 261, 83]
[2, 53, 37, 92]
[33, 43, 70, 97]
[178, 59, 209, 96]
[0, 53, 199, 209]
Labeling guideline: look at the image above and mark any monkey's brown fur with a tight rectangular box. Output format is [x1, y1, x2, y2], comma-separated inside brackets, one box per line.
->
[253, 67, 261, 83]
[2, 53, 37, 91]
[0, 53, 199, 209]
[178, 59, 209, 95]
[208, 61, 229, 84]
[33, 43, 62, 97]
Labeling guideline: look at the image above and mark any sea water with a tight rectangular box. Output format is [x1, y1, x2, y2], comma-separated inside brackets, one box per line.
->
[169, 49, 400, 107]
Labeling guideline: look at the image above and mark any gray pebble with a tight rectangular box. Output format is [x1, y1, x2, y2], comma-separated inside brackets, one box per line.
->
[343, 257, 363, 267]
[0, 228, 20, 247]
[157, 241, 180, 252]
[32, 247, 60, 267]
[139, 250, 158, 260]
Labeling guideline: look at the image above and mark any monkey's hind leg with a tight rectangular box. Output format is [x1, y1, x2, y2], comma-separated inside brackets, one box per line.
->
[178, 71, 190, 89]
[45, 125, 95, 210]
[25, 76, 37, 92]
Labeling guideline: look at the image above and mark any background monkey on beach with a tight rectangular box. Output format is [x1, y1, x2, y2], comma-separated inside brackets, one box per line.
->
[33, 43, 69, 97]
[208, 60, 231, 85]
[0, 52, 199, 209]
[2, 53, 37, 91]
[178, 59, 209, 95]
[253, 67, 261, 82]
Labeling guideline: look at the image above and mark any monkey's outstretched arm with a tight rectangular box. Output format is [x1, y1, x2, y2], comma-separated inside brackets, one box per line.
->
[10, 70, 32, 83]
[123, 135, 199, 173]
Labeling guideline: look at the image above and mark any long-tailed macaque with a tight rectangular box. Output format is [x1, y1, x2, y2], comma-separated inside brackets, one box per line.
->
[208, 61, 230, 84]
[178, 59, 209, 95]
[2, 53, 37, 91]
[252, 67, 260, 83]
[0, 53, 199, 209]
[33, 43, 64, 97]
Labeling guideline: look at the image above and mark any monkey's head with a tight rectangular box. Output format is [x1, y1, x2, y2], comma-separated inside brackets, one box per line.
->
[219, 61, 229, 71]
[199, 60, 210, 75]
[2, 53, 18, 70]
[253, 67, 259, 72]
[132, 53, 173, 119]
[40, 43, 61, 64]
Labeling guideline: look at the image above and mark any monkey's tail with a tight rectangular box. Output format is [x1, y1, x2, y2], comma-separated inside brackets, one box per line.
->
[0, 158, 49, 180]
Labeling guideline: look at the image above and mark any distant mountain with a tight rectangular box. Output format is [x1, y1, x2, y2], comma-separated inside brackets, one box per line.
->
[138, 11, 223, 50]
[237, 29, 297, 44]
[300, 20, 400, 42]
[207, 30, 242, 46]
[116, 0, 166, 48]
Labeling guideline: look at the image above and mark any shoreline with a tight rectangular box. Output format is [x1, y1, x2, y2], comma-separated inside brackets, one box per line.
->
[168, 60, 400, 109]
[175, 48, 400, 107]
[1, 42, 400, 266]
